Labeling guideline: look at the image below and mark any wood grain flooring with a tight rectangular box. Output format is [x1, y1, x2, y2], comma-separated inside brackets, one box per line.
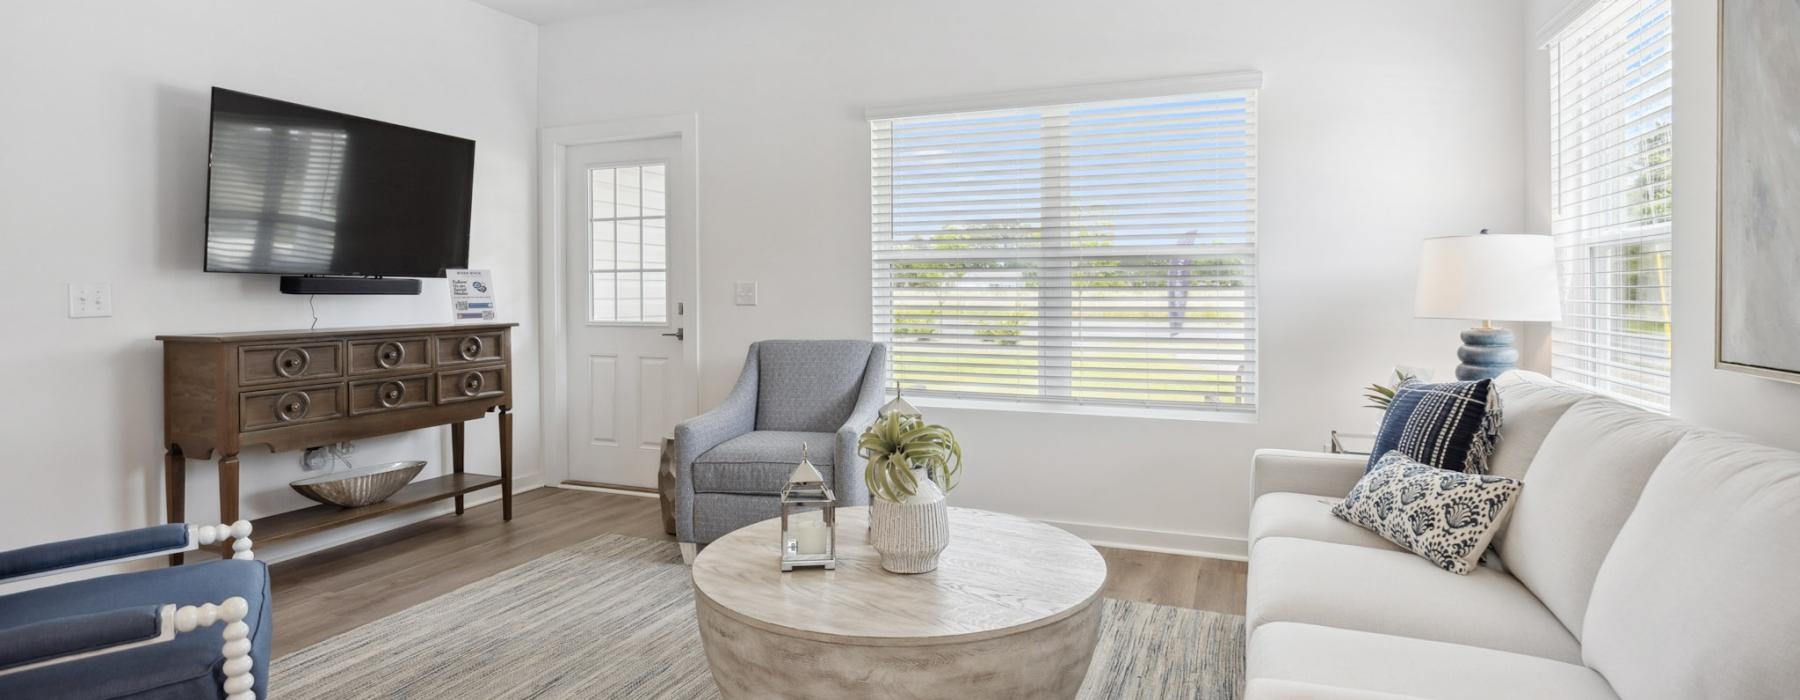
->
[268, 488, 1247, 657]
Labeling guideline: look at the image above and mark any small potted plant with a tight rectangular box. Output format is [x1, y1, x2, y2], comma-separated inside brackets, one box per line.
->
[858, 411, 962, 573]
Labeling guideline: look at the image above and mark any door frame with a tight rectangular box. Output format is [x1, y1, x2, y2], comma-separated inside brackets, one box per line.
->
[538, 114, 702, 487]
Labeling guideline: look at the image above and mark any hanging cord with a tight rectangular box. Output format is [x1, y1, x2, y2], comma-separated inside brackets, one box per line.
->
[308, 294, 319, 330]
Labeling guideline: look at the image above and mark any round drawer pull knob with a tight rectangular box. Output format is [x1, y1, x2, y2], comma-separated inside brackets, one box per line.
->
[275, 391, 311, 422]
[376, 341, 406, 369]
[275, 348, 311, 378]
[378, 381, 406, 408]
[460, 372, 485, 397]
[458, 336, 484, 361]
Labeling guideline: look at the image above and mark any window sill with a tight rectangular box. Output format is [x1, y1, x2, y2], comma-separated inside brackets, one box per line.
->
[903, 395, 1258, 424]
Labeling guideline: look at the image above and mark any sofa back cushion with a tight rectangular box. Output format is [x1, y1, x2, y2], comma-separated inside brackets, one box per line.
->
[1581, 432, 1800, 699]
[1487, 371, 1590, 483]
[1496, 398, 1688, 638]
[754, 340, 875, 432]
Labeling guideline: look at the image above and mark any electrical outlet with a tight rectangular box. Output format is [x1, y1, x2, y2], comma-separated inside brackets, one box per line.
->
[67, 283, 112, 318]
[302, 446, 331, 471]
[734, 281, 758, 306]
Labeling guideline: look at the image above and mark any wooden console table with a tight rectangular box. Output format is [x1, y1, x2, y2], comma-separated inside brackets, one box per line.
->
[158, 323, 517, 564]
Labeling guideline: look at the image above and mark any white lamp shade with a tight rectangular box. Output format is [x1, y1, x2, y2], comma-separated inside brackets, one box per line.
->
[1414, 233, 1562, 322]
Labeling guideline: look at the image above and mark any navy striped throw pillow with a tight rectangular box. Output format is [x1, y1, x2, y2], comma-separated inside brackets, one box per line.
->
[1367, 378, 1502, 475]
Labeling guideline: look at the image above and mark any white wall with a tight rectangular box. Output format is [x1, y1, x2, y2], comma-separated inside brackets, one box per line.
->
[540, 0, 1525, 556]
[1522, 0, 1800, 451]
[0, 0, 541, 564]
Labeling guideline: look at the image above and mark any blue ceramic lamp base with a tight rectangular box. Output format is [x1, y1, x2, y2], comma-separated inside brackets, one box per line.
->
[1456, 325, 1517, 381]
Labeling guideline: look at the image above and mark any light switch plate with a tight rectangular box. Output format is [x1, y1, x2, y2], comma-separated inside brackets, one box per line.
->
[734, 281, 758, 306]
[68, 283, 112, 318]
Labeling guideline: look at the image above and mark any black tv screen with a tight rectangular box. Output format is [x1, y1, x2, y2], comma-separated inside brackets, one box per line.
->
[204, 88, 474, 277]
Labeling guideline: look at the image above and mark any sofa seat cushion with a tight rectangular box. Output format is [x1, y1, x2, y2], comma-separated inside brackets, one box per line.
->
[1248, 622, 1617, 700]
[692, 431, 835, 495]
[1249, 493, 1401, 553]
[1246, 678, 1433, 700]
[0, 559, 272, 699]
[1247, 538, 1582, 663]
[1581, 432, 1800, 700]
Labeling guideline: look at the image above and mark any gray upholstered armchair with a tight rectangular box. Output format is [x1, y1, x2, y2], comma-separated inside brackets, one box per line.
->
[673, 340, 889, 560]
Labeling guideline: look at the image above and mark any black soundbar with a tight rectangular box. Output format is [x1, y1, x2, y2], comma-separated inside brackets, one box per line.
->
[279, 276, 421, 295]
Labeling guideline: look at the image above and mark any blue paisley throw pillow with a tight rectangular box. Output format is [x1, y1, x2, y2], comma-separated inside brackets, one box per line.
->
[1333, 451, 1523, 575]
[1368, 378, 1501, 474]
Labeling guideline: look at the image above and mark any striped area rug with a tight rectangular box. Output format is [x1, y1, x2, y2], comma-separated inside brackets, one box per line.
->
[272, 534, 1245, 699]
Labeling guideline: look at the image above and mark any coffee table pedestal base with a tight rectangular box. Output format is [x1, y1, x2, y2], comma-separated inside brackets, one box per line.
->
[695, 593, 1102, 699]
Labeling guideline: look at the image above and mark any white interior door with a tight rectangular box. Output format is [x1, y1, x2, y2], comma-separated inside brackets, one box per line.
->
[565, 137, 695, 488]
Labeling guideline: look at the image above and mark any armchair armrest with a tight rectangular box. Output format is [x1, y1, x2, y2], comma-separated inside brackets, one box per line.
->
[833, 343, 889, 507]
[1251, 449, 1368, 501]
[0, 606, 163, 672]
[0, 521, 254, 584]
[0, 597, 258, 700]
[673, 344, 762, 542]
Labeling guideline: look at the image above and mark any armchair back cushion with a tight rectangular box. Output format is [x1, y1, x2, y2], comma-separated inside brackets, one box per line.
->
[754, 340, 878, 432]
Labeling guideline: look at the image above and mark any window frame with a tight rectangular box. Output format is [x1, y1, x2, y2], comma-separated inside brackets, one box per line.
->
[1543, 0, 1675, 412]
[867, 74, 1263, 421]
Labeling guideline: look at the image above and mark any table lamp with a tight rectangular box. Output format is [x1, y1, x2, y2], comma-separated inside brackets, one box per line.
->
[1414, 230, 1562, 380]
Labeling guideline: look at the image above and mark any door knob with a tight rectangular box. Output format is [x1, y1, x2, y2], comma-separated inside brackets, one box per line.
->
[662, 328, 685, 341]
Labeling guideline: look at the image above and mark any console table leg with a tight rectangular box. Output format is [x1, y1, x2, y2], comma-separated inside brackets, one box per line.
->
[499, 406, 513, 521]
[219, 453, 240, 557]
[166, 445, 186, 566]
[451, 421, 466, 515]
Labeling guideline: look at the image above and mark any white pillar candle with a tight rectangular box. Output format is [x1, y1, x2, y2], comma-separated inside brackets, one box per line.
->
[795, 519, 827, 555]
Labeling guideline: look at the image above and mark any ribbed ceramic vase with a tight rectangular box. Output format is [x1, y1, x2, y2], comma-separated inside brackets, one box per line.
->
[869, 469, 949, 574]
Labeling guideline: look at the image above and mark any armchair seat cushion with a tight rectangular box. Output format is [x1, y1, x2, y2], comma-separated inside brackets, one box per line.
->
[0, 559, 271, 700]
[692, 431, 836, 495]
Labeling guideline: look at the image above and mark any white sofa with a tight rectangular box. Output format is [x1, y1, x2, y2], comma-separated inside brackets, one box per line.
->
[1244, 370, 1800, 699]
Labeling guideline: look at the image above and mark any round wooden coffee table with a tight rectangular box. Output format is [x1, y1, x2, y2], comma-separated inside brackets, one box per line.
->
[690, 506, 1108, 699]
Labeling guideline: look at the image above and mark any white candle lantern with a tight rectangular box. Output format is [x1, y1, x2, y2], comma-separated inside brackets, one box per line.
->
[780, 443, 837, 572]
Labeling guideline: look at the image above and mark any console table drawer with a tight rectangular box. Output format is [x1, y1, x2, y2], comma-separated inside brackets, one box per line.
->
[240, 383, 344, 431]
[348, 375, 434, 415]
[438, 366, 507, 404]
[347, 337, 431, 375]
[436, 331, 506, 366]
[240, 342, 343, 385]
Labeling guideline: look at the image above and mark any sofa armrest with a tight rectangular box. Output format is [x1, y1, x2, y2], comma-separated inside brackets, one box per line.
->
[672, 344, 762, 542]
[832, 344, 889, 507]
[1251, 449, 1367, 501]
[0, 522, 255, 585]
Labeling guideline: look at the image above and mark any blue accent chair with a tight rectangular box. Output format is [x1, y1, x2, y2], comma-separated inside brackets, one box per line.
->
[0, 521, 271, 699]
[674, 340, 889, 553]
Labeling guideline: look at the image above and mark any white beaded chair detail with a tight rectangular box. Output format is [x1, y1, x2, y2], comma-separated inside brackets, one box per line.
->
[163, 596, 256, 700]
[190, 520, 255, 560]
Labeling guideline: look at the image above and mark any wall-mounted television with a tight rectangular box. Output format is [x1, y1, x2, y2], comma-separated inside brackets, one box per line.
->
[203, 88, 474, 289]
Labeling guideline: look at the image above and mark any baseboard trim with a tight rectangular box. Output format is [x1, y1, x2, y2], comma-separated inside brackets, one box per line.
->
[1041, 518, 1248, 562]
[553, 482, 659, 499]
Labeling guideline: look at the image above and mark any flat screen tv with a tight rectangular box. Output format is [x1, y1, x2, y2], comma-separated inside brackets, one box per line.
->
[204, 88, 474, 279]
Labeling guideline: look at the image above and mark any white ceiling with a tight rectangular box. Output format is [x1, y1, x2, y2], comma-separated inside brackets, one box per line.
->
[470, 0, 654, 25]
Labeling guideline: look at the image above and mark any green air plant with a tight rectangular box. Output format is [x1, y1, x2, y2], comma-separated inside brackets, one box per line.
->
[1363, 369, 1419, 410]
[858, 411, 963, 503]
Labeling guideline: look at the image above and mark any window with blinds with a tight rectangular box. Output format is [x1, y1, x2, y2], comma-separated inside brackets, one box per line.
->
[870, 89, 1258, 414]
[1547, 0, 1673, 410]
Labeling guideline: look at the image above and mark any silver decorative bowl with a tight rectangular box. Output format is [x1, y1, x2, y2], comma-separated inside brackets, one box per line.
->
[290, 461, 425, 508]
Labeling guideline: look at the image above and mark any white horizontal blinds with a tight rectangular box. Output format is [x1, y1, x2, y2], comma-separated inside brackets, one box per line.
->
[205, 118, 347, 273]
[1547, 0, 1673, 410]
[871, 90, 1258, 412]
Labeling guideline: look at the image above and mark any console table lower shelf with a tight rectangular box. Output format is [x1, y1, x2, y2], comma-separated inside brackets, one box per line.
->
[252, 473, 503, 546]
